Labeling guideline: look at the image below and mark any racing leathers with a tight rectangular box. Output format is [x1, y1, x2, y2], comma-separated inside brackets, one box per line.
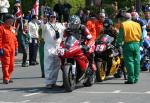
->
[63, 24, 96, 73]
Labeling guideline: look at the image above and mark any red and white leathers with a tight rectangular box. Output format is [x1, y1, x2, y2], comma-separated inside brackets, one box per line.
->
[0, 23, 18, 81]
[63, 25, 96, 72]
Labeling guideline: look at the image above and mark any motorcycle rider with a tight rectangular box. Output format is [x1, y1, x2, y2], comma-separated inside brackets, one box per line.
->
[63, 15, 96, 79]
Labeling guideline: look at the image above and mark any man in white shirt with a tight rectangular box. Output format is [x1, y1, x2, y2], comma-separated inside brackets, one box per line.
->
[0, 0, 10, 22]
[28, 15, 39, 65]
[41, 11, 65, 88]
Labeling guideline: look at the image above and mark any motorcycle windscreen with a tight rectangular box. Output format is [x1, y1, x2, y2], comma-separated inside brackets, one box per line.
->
[63, 35, 83, 58]
[98, 34, 114, 44]
[65, 35, 79, 49]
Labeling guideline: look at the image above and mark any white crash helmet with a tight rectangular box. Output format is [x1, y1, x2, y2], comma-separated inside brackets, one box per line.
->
[68, 15, 81, 29]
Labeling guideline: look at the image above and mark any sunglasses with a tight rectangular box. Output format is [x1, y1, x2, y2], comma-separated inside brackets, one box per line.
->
[50, 16, 56, 18]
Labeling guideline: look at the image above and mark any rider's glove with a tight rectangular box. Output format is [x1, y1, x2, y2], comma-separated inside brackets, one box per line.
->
[81, 45, 90, 54]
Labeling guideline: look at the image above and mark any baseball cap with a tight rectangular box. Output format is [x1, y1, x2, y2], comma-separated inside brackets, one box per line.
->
[50, 11, 56, 17]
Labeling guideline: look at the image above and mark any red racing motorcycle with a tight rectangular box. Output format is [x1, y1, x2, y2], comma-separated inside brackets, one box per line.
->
[58, 35, 95, 92]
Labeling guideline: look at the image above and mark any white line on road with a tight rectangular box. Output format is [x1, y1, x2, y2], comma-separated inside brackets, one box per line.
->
[74, 91, 150, 95]
[0, 90, 8, 93]
[23, 92, 41, 97]
[82, 101, 90, 103]
[112, 90, 121, 93]
[144, 91, 150, 94]
[0, 100, 30, 103]
[20, 100, 30, 103]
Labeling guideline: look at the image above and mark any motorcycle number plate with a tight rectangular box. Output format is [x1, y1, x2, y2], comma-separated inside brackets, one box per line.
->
[95, 44, 106, 52]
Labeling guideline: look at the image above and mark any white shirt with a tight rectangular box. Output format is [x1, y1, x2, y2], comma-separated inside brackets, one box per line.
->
[42, 22, 65, 56]
[0, 0, 10, 13]
[28, 21, 39, 39]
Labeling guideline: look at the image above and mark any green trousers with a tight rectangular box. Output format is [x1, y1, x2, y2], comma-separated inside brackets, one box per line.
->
[39, 41, 44, 77]
[123, 42, 140, 83]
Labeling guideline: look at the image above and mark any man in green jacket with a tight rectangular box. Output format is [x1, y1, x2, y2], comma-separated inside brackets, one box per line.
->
[117, 13, 142, 84]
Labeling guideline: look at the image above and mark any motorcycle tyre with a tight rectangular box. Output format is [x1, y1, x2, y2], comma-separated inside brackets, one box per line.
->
[62, 64, 76, 92]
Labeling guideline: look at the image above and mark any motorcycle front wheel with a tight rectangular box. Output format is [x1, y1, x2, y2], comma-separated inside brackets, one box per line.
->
[62, 64, 76, 92]
[96, 61, 107, 82]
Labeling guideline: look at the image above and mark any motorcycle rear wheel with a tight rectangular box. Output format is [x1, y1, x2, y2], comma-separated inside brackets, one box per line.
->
[62, 64, 76, 92]
[96, 62, 106, 82]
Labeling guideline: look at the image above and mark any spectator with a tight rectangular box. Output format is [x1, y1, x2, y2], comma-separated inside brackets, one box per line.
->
[25, 10, 32, 22]
[21, 20, 30, 67]
[117, 13, 142, 84]
[28, 15, 39, 65]
[76, 8, 85, 24]
[62, 0, 72, 22]
[95, 12, 105, 38]
[86, 14, 97, 40]
[54, 0, 63, 22]
[41, 11, 65, 88]
[0, 0, 10, 22]
[39, 15, 48, 78]
[0, 14, 18, 84]
[43, 1, 51, 17]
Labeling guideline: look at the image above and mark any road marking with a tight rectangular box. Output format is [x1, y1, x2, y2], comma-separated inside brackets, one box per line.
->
[112, 90, 121, 93]
[82, 101, 90, 103]
[118, 102, 124, 103]
[0, 100, 30, 103]
[144, 91, 150, 94]
[0, 90, 8, 93]
[20, 100, 30, 103]
[23, 92, 41, 97]
[74, 91, 150, 95]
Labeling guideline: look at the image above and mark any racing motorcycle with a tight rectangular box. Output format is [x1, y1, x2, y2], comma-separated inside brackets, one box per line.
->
[95, 34, 126, 82]
[58, 35, 95, 92]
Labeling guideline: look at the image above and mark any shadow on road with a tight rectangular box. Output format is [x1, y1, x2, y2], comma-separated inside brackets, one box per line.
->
[0, 86, 67, 94]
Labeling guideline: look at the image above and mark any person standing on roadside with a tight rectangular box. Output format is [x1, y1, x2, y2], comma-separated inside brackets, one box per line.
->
[62, 0, 72, 22]
[0, 0, 10, 22]
[54, 0, 63, 22]
[28, 15, 39, 65]
[117, 13, 142, 84]
[41, 11, 65, 88]
[0, 14, 18, 84]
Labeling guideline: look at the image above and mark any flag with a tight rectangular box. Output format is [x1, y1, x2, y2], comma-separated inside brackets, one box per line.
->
[32, 0, 39, 16]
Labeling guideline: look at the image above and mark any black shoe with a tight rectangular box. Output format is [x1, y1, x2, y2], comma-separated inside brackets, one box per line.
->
[36, 61, 39, 65]
[124, 81, 134, 84]
[3, 80, 9, 84]
[29, 62, 36, 65]
[22, 63, 29, 67]
[60, 84, 64, 88]
[41, 75, 45, 78]
[9, 79, 13, 83]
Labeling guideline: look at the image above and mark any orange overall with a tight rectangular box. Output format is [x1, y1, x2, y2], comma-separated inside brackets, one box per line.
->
[86, 19, 97, 40]
[0, 24, 18, 81]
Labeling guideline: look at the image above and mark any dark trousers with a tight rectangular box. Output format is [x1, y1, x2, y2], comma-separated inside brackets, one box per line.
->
[21, 44, 28, 64]
[29, 38, 38, 64]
